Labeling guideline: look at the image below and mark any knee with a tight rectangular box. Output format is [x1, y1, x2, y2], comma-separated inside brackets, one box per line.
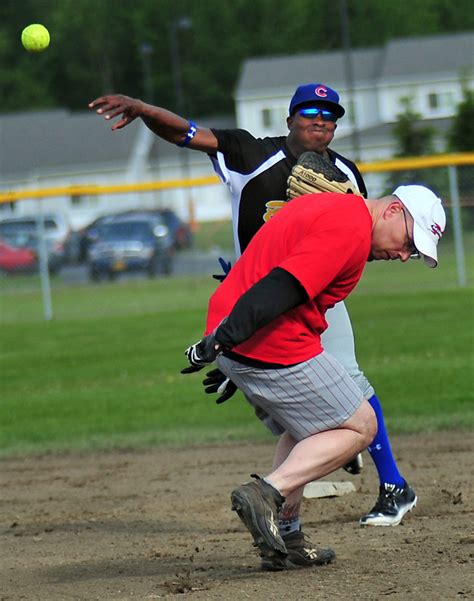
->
[364, 410, 378, 447]
[352, 399, 378, 448]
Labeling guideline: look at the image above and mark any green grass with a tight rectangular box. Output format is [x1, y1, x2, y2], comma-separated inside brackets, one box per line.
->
[1, 242, 473, 456]
[192, 220, 234, 252]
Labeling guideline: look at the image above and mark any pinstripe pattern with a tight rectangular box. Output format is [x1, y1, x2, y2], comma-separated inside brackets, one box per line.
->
[217, 352, 363, 441]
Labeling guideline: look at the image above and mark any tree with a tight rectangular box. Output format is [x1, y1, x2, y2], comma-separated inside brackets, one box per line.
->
[392, 97, 435, 157]
[388, 97, 445, 194]
[448, 87, 474, 152]
[1, 0, 473, 115]
[447, 85, 474, 227]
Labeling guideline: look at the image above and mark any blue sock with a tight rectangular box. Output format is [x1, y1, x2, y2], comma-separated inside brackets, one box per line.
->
[367, 394, 405, 487]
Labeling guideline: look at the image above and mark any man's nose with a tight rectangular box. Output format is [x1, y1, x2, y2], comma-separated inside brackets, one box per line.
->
[399, 251, 411, 262]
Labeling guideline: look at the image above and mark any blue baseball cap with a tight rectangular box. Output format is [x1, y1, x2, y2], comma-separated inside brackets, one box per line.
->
[289, 83, 345, 118]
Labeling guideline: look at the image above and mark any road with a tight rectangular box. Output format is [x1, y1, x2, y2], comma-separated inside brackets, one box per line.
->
[59, 250, 233, 284]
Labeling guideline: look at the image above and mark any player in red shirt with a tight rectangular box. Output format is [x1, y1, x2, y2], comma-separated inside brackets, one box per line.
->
[182, 184, 445, 570]
[206, 193, 370, 364]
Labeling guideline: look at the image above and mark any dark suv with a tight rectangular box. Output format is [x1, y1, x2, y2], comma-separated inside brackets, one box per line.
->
[87, 216, 174, 281]
[77, 208, 192, 263]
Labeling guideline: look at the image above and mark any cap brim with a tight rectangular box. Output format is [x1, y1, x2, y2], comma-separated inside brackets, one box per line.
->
[320, 101, 345, 118]
[292, 100, 345, 118]
[413, 221, 438, 268]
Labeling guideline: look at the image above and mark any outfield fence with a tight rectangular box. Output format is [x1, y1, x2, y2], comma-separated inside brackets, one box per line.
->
[0, 153, 473, 319]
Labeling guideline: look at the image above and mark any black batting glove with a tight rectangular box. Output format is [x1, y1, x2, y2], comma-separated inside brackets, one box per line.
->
[212, 257, 232, 283]
[181, 334, 221, 374]
[202, 368, 238, 404]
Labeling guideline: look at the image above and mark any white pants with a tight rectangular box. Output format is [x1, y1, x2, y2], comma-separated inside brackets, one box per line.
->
[322, 301, 375, 400]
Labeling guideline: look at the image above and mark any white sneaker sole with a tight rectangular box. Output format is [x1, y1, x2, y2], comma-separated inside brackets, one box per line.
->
[359, 496, 417, 527]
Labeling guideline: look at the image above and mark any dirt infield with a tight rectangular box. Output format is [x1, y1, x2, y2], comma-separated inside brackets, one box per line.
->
[1, 432, 473, 600]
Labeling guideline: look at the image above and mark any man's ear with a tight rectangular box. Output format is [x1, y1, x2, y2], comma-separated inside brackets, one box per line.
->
[384, 199, 403, 220]
[287, 115, 294, 131]
[334, 123, 337, 132]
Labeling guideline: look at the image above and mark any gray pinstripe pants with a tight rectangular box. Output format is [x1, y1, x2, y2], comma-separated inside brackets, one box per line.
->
[217, 350, 363, 442]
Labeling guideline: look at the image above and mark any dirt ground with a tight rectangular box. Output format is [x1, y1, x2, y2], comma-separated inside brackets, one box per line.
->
[1, 432, 473, 601]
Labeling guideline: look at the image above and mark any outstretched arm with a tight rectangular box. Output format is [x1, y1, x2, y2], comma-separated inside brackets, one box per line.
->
[88, 94, 218, 153]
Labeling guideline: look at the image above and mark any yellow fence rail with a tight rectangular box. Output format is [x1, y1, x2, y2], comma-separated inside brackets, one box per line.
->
[1, 152, 473, 204]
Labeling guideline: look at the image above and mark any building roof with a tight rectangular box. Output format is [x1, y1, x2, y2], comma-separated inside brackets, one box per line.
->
[381, 32, 474, 79]
[237, 47, 380, 94]
[237, 32, 474, 94]
[0, 110, 235, 180]
[0, 109, 139, 179]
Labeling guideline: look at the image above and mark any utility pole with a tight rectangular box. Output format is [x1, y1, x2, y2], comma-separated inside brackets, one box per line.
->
[339, 0, 362, 161]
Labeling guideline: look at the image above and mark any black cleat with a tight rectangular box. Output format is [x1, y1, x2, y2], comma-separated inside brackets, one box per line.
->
[343, 453, 364, 475]
[360, 480, 417, 527]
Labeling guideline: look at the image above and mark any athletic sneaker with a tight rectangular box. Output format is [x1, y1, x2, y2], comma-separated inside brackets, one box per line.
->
[231, 474, 287, 567]
[262, 529, 336, 571]
[359, 480, 417, 527]
[343, 453, 364, 475]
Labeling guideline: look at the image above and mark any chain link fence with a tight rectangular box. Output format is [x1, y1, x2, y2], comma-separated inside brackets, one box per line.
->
[1, 154, 472, 320]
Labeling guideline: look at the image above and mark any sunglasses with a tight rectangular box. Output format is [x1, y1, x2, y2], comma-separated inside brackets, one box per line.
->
[402, 208, 421, 259]
[298, 107, 338, 122]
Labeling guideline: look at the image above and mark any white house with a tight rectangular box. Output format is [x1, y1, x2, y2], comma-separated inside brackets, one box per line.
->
[236, 31, 473, 160]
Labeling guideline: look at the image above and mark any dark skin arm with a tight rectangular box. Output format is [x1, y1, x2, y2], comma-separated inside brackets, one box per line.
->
[88, 94, 219, 153]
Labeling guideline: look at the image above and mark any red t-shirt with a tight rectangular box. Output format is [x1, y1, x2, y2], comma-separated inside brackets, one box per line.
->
[205, 193, 372, 365]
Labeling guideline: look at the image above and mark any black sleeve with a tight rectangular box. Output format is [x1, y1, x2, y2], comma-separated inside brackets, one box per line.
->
[214, 267, 308, 349]
[210, 128, 287, 175]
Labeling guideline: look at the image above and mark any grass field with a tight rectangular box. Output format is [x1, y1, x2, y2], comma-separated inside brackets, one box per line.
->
[1, 239, 473, 456]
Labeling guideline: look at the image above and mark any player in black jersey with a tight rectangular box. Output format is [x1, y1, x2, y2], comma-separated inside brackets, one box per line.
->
[90, 84, 417, 569]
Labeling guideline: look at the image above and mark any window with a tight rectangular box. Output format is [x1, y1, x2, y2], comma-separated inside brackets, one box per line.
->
[428, 93, 438, 109]
[427, 91, 455, 112]
[261, 108, 272, 128]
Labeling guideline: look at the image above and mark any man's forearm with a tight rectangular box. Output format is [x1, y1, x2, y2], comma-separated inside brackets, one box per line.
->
[138, 102, 217, 151]
[140, 103, 190, 142]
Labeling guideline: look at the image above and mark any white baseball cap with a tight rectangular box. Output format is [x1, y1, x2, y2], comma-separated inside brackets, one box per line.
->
[393, 185, 446, 268]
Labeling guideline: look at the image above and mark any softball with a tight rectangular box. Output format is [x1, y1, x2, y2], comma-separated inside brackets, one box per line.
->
[21, 24, 50, 53]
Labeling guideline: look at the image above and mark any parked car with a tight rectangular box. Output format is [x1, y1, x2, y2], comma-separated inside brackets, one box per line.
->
[0, 239, 37, 274]
[0, 230, 63, 275]
[155, 209, 193, 250]
[0, 214, 71, 273]
[76, 208, 191, 263]
[87, 216, 174, 281]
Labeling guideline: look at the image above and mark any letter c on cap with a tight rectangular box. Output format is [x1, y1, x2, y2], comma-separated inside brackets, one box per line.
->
[315, 86, 328, 98]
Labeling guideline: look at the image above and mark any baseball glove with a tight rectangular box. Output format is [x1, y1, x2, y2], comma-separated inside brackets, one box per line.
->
[287, 151, 362, 200]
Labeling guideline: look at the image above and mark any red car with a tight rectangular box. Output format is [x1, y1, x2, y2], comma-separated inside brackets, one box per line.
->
[0, 239, 37, 273]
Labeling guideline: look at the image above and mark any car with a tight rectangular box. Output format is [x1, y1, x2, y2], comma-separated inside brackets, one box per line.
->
[87, 216, 174, 281]
[0, 230, 64, 275]
[155, 209, 193, 250]
[76, 208, 192, 263]
[0, 214, 71, 273]
[0, 239, 37, 274]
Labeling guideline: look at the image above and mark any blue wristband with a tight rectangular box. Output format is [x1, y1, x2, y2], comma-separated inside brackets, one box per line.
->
[177, 121, 197, 147]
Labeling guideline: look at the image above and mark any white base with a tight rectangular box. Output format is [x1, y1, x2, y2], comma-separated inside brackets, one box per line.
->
[303, 481, 356, 499]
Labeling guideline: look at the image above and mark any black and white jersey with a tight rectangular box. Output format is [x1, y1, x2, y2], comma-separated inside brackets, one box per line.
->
[209, 128, 367, 257]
